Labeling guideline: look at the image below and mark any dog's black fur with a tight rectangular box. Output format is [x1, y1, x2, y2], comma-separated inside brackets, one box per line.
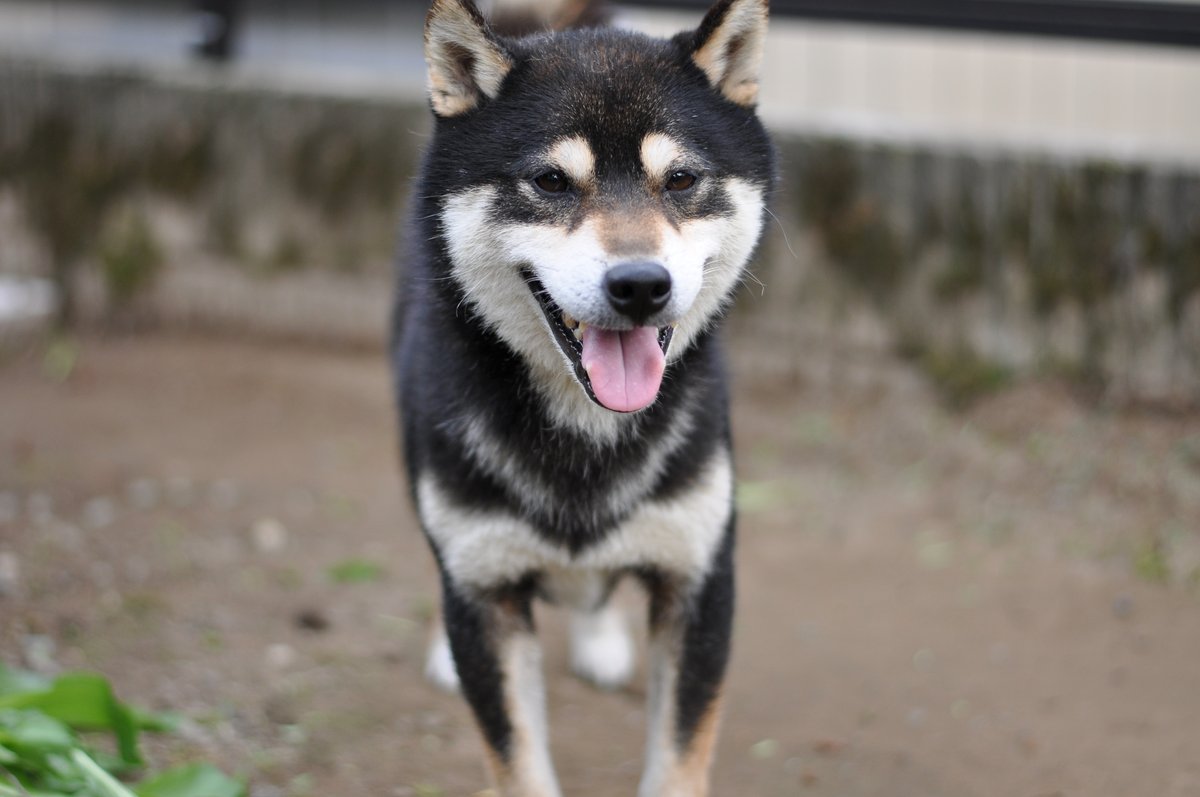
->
[393, 0, 774, 792]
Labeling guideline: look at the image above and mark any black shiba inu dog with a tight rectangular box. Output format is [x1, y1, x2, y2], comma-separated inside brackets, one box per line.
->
[393, 0, 775, 793]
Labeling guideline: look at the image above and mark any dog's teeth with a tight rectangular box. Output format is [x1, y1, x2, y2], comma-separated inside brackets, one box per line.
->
[562, 311, 577, 329]
[575, 322, 586, 340]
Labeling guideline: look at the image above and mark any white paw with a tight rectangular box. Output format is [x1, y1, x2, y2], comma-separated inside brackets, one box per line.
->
[570, 606, 635, 690]
[425, 624, 460, 693]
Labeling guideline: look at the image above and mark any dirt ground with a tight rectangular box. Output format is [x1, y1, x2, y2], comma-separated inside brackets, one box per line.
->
[1, 334, 1198, 797]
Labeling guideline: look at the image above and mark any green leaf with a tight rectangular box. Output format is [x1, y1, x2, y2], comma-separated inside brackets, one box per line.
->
[327, 559, 384, 585]
[412, 785, 443, 797]
[0, 709, 76, 751]
[42, 337, 80, 383]
[735, 480, 791, 514]
[0, 674, 141, 766]
[134, 764, 244, 797]
[0, 784, 67, 797]
[130, 709, 181, 734]
[0, 665, 51, 699]
[0, 669, 236, 797]
[0, 783, 66, 797]
[71, 748, 138, 797]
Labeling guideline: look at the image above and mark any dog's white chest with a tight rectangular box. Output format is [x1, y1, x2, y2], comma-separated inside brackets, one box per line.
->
[417, 448, 732, 591]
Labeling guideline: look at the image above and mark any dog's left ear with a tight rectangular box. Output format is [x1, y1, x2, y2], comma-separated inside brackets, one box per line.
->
[687, 0, 769, 107]
[425, 0, 513, 117]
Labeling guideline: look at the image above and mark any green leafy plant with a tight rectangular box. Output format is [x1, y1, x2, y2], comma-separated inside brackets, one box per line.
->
[327, 559, 384, 585]
[0, 665, 243, 797]
[99, 211, 164, 307]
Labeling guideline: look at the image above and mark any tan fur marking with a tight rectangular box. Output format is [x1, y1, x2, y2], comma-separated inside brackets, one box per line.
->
[595, 212, 664, 258]
[427, 68, 479, 117]
[426, 0, 513, 117]
[494, 632, 561, 797]
[548, 136, 596, 188]
[692, 0, 768, 107]
[482, 747, 507, 791]
[640, 670, 723, 797]
[667, 694, 723, 796]
[640, 133, 683, 181]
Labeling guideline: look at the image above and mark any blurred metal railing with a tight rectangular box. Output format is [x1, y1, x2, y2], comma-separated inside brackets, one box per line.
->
[637, 0, 1200, 48]
[187, 0, 1200, 63]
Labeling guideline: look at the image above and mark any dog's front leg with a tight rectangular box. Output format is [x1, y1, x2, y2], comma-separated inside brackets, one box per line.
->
[441, 577, 562, 797]
[639, 524, 735, 797]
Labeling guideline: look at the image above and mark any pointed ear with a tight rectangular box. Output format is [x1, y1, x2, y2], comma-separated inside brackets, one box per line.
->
[425, 0, 513, 117]
[689, 0, 768, 107]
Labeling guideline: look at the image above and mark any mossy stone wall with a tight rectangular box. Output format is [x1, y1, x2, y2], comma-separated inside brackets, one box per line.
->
[1, 60, 1197, 401]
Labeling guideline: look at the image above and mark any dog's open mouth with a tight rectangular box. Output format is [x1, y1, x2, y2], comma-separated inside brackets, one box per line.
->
[524, 272, 673, 413]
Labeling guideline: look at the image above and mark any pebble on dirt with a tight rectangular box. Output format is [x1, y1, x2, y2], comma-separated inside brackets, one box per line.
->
[125, 477, 161, 510]
[252, 517, 289, 553]
[83, 496, 117, 529]
[812, 738, 846, 757]
[265, 642, 296, 670]
[750, 738, 779, 760]
[22, 633, 58, 674]
[294, 608, 330, 632]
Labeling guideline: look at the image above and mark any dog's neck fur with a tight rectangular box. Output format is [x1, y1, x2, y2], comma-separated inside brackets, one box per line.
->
[398, 229, 730, 552]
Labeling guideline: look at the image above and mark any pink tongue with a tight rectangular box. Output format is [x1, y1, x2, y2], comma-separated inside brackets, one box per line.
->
[581, 326, 665, 413]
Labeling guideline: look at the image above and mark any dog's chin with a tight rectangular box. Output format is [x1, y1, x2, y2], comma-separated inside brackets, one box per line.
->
[523, 272, 674, 414]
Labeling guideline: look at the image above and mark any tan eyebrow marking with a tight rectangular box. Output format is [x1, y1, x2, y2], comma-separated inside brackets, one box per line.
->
[594, 212, 665, 258]
[547, 136, 596, 187]
[640, 133, 683, 180]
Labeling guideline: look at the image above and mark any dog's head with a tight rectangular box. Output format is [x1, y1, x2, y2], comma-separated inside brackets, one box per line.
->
[424, 0, 774, 414]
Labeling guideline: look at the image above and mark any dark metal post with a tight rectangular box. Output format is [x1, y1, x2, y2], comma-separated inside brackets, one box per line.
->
[192, 0, 241, 61]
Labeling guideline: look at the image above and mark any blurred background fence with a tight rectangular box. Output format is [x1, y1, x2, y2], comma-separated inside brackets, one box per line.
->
[1, 0, 1199, 404]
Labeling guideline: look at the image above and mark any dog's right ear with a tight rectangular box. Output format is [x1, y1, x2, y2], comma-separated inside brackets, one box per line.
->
[425, 0, 513, 117]
[687, 0, 769, 106]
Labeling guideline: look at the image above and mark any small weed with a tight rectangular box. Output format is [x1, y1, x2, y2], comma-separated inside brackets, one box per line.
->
[207, 199, 244, 259]
[287, 773, 314, 796]
[328, 559, 384, 585]
[0, 664, 243, 796]
[916, 531, 954, 570]
[121, 592, 167, 621]
[410, 595, 436, 623]
[43, 337, 80, 383]
[794, 412, 835, 446]
[100, 211, 164, 306]
[322, 495, 361, 520]
[904, 342, 1013, 410]
[1175, 435, 1200, 472]
[412, 784, 444, 797]
[1134, 539, 1170, 584]
[736, 480, 792, 514]
[268, 234, 305, 273]
[143, 122, 215, 200]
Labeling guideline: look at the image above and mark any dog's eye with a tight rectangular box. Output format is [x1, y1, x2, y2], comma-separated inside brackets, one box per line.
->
[665, 171, 697, 192]
[533, 170, 570, 195]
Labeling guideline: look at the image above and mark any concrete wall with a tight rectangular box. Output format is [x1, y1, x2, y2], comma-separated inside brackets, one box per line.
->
[1, 59, 1198, 403]
[0, 60, 427, 344]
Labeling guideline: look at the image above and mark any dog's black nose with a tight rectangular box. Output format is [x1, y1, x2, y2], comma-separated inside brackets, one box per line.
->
[604, 262, 671, 325]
